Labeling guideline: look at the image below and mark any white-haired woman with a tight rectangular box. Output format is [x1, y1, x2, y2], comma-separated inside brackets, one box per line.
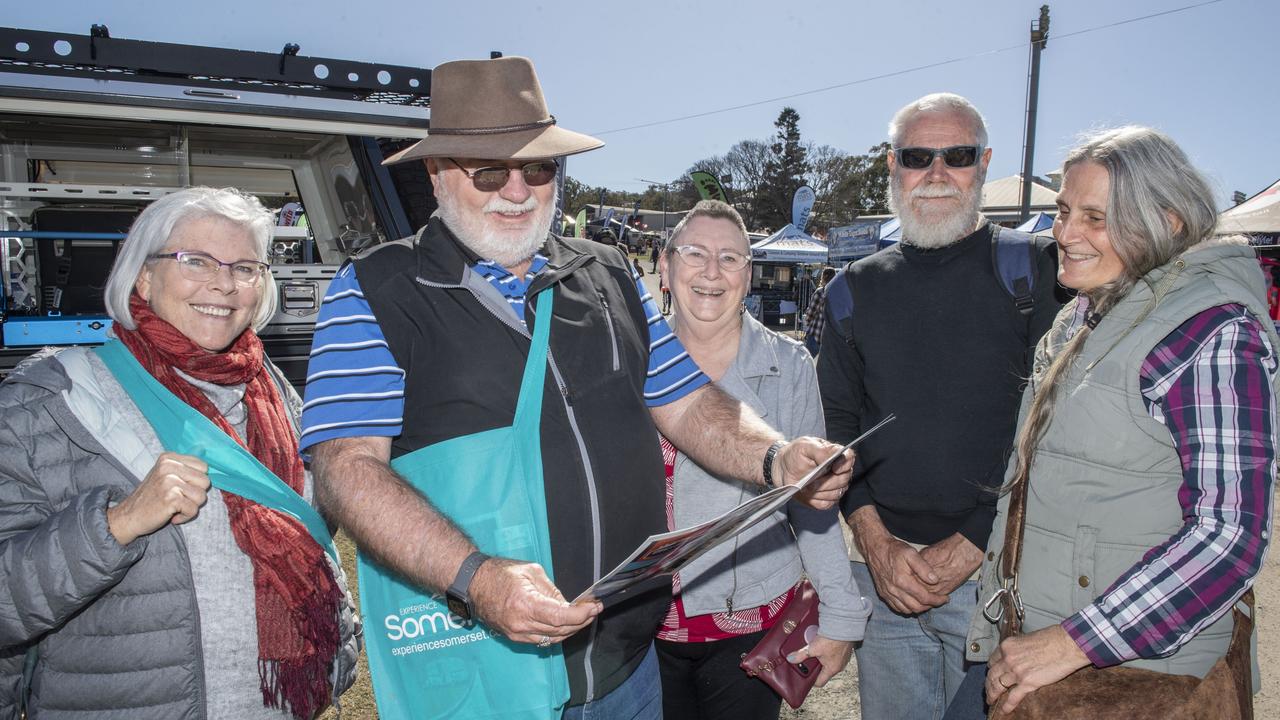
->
[653, 200, 869, 720]
[0, 187, 358, 719]
[950, 127, 1278, 718]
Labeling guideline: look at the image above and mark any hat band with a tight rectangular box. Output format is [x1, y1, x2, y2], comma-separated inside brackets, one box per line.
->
[429, 115, 557, 136]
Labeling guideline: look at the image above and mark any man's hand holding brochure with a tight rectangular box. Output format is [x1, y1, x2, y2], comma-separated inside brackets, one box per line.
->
[573, 414, 897, 605]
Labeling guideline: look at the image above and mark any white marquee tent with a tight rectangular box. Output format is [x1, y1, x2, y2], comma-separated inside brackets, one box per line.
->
[1219, 179, 1280, 235]
[749, 224, 828, 263]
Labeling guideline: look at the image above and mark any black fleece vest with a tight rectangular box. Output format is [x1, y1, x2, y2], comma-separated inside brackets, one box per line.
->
[354, 218, 669, 703]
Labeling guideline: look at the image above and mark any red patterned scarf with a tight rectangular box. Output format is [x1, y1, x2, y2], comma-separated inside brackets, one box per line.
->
[116, 293, 339, 719]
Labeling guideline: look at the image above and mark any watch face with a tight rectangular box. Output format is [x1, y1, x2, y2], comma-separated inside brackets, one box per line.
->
[446, 592, 471, 621]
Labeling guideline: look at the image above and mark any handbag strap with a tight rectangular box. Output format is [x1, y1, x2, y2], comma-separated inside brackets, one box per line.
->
[994, 468, 1028, 639]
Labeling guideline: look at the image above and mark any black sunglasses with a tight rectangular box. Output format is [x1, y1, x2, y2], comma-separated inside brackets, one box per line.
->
[894, 145, 983, 170]
[446, 158, 559, 192]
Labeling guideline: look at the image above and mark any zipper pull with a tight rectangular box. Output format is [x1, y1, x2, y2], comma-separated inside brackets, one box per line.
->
[725, 596, 734, 614]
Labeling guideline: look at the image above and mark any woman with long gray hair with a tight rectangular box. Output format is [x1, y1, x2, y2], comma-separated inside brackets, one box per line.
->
[0, 187, 358, 719]
[952, 127, 1277, 717]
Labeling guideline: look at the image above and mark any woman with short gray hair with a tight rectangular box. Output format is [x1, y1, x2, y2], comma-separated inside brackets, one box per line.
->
[951, 127, 1277, 717]
[0, 186, 358, 719]
[654, 200, 869, 719]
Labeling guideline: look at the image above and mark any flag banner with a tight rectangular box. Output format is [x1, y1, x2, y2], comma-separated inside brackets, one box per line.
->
[792, 185, 816, 231]
[690, 171, 728, 202]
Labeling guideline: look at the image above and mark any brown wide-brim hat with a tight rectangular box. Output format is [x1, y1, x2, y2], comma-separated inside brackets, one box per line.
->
[383, 56, 603, 165]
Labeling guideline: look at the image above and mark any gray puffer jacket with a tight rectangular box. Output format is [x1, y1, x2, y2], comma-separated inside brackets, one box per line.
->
[0, 348, 359, 719]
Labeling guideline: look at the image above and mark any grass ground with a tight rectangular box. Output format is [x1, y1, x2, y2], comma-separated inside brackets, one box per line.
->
[320, 532, 377, 719]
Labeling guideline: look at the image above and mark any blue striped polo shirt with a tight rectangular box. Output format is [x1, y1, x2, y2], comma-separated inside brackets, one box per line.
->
[299, 252, 707, 452]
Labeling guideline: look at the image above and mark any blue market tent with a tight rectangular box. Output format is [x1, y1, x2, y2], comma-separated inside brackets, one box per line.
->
[1016, 212, 1055, 234]
[878, 218, 901, 247]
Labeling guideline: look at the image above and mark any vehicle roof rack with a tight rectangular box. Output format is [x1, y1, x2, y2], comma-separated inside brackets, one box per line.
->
[0, 25, 431, 107]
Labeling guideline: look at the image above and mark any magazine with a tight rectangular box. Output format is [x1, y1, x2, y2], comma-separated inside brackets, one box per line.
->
[573, 414, 896, 605]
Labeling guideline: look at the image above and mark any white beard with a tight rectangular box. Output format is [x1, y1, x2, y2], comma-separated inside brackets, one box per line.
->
[888, 170, 985, 249]
[435, 184, 558, 267]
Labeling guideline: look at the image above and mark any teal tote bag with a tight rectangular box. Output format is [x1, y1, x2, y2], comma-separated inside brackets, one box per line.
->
[93, 339, 336, 560]
[358, 287, 570, 719]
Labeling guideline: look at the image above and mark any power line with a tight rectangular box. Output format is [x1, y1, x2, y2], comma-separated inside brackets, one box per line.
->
[589, 0, 1226, 137]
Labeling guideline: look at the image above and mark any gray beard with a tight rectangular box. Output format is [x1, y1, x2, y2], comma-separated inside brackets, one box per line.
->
[888, 173, 985, 249]
[435, 186, 557, 268]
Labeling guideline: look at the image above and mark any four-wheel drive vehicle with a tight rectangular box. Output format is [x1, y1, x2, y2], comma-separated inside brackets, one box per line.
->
[0, 24, 442, 384]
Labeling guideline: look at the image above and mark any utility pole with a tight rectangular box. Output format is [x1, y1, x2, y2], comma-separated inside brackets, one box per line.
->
[637, 178, 671, 239]
[1019, 5, 1050, 223]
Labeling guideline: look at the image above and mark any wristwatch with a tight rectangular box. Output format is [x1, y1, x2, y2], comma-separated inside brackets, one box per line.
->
[763, 440, 786, 488]
[445, 550, 490, 621]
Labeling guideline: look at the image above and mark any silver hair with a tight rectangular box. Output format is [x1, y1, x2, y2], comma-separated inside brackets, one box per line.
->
[103, 186, 278, 331]
[1008, 125, 1220, 495]
[662, 200, 750, 254]
[888, 92, 989, 148]
[1061, 125, 1219, 282]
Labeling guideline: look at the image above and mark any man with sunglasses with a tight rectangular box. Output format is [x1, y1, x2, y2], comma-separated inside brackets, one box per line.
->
[815, 93, 1061, 719]
[299, 56, 854, 719]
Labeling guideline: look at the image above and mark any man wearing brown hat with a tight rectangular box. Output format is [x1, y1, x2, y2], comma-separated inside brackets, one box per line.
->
[300, 56, 853, 718]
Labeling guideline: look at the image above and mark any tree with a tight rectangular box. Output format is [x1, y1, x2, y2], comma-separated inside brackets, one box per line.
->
[755, 107, 809, 231]
[805, 143, 858, 232]
[723, 139, 770, 230]
[835, 141, 891, 218]
[562, 176, 594, 217]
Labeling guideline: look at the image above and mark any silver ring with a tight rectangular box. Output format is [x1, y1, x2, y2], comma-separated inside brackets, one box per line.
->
[537, 635, 551, 647]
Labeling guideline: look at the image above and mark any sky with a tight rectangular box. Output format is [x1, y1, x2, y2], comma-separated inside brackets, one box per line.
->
[9, 0, 1277, 209]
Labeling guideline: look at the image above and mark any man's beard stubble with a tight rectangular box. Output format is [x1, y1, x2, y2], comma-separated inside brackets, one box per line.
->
[435, 182, 558, 268]
[888, 168, 986, 250]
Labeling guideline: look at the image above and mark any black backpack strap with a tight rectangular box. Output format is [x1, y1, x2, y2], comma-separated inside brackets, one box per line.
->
[991, 226, 1037, 317]
[824, 263, 857, 348]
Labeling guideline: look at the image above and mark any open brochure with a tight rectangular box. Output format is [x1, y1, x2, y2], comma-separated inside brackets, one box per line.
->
[573, 414, 896, 605]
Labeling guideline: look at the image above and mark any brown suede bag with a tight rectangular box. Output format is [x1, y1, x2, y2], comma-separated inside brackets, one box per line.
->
[988, 469, 1255, 720]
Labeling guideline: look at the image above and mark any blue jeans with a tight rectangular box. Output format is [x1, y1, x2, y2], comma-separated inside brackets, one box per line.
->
[941, 663, 989, 720]
[851, 561, 979, 720]
[562, 643, 662, 720]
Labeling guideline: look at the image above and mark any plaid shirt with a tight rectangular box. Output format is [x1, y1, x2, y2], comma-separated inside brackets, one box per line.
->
[802, 284, 829, 341]
[1060, 300, 1277, 667]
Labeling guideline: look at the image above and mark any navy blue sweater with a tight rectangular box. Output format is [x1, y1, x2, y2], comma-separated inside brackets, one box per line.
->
[817, 222, 1061, 548]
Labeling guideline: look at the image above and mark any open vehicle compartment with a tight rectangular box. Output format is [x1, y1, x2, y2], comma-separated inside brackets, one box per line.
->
[0, 24, 437, 385]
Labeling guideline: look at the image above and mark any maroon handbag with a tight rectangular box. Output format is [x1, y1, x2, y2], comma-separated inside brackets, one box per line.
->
[739, 581, 822, 709]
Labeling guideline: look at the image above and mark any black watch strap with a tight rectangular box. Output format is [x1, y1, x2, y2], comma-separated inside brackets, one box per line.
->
[447, 550, 490, 618]
[763, 440, 786, 488]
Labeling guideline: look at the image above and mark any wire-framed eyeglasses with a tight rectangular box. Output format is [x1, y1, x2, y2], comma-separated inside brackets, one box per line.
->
[671, 244, 751, 271]
[148, 251, 270, 287]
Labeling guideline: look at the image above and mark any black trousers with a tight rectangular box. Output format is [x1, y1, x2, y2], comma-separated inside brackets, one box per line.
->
[656, 631, 781, 720]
